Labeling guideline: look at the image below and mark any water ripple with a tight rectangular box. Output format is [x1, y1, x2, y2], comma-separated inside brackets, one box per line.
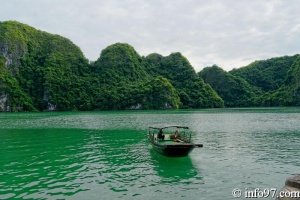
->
[0, 109, 300, 199]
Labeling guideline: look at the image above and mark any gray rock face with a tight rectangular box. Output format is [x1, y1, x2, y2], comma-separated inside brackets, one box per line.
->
[286, 174, 300, 189]
[0, 94, 8, 111]
[277, 174, 300, 200]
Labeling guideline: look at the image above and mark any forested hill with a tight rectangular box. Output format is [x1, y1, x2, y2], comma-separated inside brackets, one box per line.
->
[0, 21, 223, 111]
[89, 43, 182, 110]
[229, 55, 299, 92]
[0, 20, 90, 111]
[1, 21, 299, 111]
[144, 53, 223, 108]
[199, 65, 258, 107]
[271, 56, 300, 106]
[199, 55, 300, 107]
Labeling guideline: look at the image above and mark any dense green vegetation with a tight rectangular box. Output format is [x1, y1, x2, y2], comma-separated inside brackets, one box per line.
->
[0, 21, 91, 111]
[271, 57, 300, 106]
[0, 21, 223, 111]
[0, 55, 35, 111]
[230, 55, 299, 92]
[199, 65, 258, 107]
[1, 20, 299, 111]
[145, 53, 224, 108]
[89, 44, 181, 110]
[199, 55, 300, 107]
[89, 43, 220, 109]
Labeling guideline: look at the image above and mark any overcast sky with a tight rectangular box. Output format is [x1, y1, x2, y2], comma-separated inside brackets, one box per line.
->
[1, 0, 300, 71]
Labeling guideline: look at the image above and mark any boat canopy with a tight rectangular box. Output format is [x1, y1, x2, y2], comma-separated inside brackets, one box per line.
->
[149, 124, 189, 130]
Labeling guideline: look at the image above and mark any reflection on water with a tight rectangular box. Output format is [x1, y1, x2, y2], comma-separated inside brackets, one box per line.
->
[150, 149, 200, 179]
[0, 108, 300, 199]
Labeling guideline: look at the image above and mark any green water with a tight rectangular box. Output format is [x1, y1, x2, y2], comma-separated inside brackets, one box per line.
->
[0, 108, 300, 199]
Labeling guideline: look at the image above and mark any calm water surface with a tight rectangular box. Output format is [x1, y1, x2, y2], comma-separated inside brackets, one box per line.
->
[0, 108, 300, 199]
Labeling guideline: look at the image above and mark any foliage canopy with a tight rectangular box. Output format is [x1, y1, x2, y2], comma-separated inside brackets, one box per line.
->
[0, 21, 223, 111]
[1, 21, 299, 111]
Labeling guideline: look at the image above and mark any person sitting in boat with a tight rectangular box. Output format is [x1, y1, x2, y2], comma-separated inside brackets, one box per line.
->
[174, 129, 180, 138]
[157, 128, 165, 140]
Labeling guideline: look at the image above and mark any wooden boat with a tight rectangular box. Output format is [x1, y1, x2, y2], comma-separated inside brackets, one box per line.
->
[147, 124, 203, 157]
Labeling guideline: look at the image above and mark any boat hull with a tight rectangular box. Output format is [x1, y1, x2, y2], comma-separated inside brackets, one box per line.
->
[148, 134, 195, 157]
[152, 143, 195, 157]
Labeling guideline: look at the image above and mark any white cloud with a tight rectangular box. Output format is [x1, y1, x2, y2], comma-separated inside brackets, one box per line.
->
[1, 0, 300, 71]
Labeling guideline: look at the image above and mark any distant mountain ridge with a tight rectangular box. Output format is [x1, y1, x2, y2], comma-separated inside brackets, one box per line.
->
[1, 21, 299, 111]
[0, 21, 223, 111]
[271, 56, 300, 106]
[230, 55, 299, 92]
[199, 55, 300, 107]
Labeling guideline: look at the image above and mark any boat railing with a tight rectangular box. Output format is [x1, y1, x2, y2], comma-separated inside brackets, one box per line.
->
[148, 128, 192, 143]
[148, 130, 158, 143]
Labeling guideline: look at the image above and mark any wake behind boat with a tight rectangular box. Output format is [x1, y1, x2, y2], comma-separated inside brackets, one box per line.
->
[147, 124, 203, 157]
